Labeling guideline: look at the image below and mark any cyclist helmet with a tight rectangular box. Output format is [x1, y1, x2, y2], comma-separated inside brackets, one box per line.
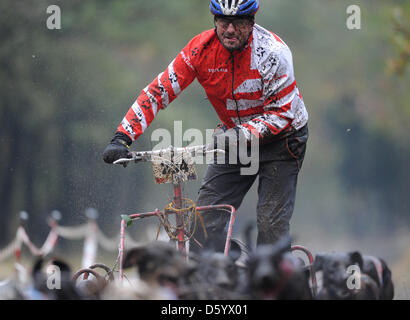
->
[210, 0, 259, 16]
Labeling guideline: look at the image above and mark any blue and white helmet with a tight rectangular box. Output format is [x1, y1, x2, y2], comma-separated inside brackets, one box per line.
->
[210, 0, 259, 16]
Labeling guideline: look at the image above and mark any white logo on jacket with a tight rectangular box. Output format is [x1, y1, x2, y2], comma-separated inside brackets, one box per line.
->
[208, 68, 228, 73]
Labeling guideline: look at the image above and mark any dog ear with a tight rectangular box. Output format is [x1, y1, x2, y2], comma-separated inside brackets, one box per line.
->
[313, 254, 324, 271]
[349, 251, 363, 270]
[123, 247, 146, 269]
[378, 258, 394, 299]
[50, 259, 72, 274]
[228, 239, 242, 262]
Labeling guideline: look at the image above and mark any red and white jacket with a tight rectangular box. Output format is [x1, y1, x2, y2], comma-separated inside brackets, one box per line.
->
[118, 24, 308, 142]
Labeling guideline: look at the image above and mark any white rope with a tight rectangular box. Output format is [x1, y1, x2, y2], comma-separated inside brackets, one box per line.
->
[0, 224, 62, 262]
[55, 222, 144, 251]
[55, 224, 89, 239]
[40, 227, 59, 256]
[82, 222, 98, 268]
[124, 232, 142, 249]
[97, 230, 120, 251]
[0, 238, 17, 262]
[53, 222, 144, 251]
[16, 227, 42, 256]
[0, 218, 149, 263]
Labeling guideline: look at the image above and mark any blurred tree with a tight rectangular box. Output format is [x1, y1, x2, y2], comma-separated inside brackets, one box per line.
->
[387, 3, 410, 75]
[0, 0, 212, 243]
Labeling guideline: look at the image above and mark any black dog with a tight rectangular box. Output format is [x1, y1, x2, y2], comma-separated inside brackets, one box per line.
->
[246, 236, 312, 300]
[314, 251, 394, 300]
[191, 250, 242, 299]
[28, 257, 83, 300]
[362, 255, 394, 299]
[122, 241, 196, 299]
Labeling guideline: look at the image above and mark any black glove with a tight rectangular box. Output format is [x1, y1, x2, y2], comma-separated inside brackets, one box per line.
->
[103, 132, 132, 164]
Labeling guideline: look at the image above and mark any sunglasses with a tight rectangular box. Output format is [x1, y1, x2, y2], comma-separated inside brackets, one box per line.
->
[215, 16, 253, 29]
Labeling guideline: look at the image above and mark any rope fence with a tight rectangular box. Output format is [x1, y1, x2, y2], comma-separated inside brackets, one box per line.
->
[0, 209, 147, 269]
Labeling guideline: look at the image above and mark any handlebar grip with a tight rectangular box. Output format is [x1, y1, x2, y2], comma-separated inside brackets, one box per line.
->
[113, 155, 143, 166]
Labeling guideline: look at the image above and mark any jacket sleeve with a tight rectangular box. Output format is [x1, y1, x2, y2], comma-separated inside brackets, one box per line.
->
[238, 46, 303, 142]
[117, 41, 198, 141]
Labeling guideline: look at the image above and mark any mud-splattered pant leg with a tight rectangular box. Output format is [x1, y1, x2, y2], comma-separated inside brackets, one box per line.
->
[256, 159, 300, 245]
[190, 158, 302, 253]
[190, 163, 257, 253]
[189, 125, 308, 254]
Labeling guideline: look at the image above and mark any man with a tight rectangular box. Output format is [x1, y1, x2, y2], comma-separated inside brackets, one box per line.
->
[103, 0, 308, 253]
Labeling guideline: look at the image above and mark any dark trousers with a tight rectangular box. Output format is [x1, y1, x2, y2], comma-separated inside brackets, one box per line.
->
[190, 125, 308, 253]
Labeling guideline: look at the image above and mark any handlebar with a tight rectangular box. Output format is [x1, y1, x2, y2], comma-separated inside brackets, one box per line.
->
[113, 144, 225, 166]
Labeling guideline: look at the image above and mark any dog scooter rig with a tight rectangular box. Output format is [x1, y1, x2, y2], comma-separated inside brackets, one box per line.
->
[113, 145, 318, 298]
[114, 144, 237, 282]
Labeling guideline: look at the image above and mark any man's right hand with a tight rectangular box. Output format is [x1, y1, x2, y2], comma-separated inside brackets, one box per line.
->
[102, 132, 133, 164]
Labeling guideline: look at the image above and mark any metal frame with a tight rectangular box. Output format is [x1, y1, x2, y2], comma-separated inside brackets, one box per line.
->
[114, 146, 317, 296]
[291, 245, 318, 297]
[118, 183, 236, 282]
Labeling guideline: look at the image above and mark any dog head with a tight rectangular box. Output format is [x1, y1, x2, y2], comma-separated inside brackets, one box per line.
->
[28, 257, 82, 300]
[198, 251, 239, 291]
[246, 236, 311, 299]
[123, 241, 195, 297]
[314, 251, 365, 299]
